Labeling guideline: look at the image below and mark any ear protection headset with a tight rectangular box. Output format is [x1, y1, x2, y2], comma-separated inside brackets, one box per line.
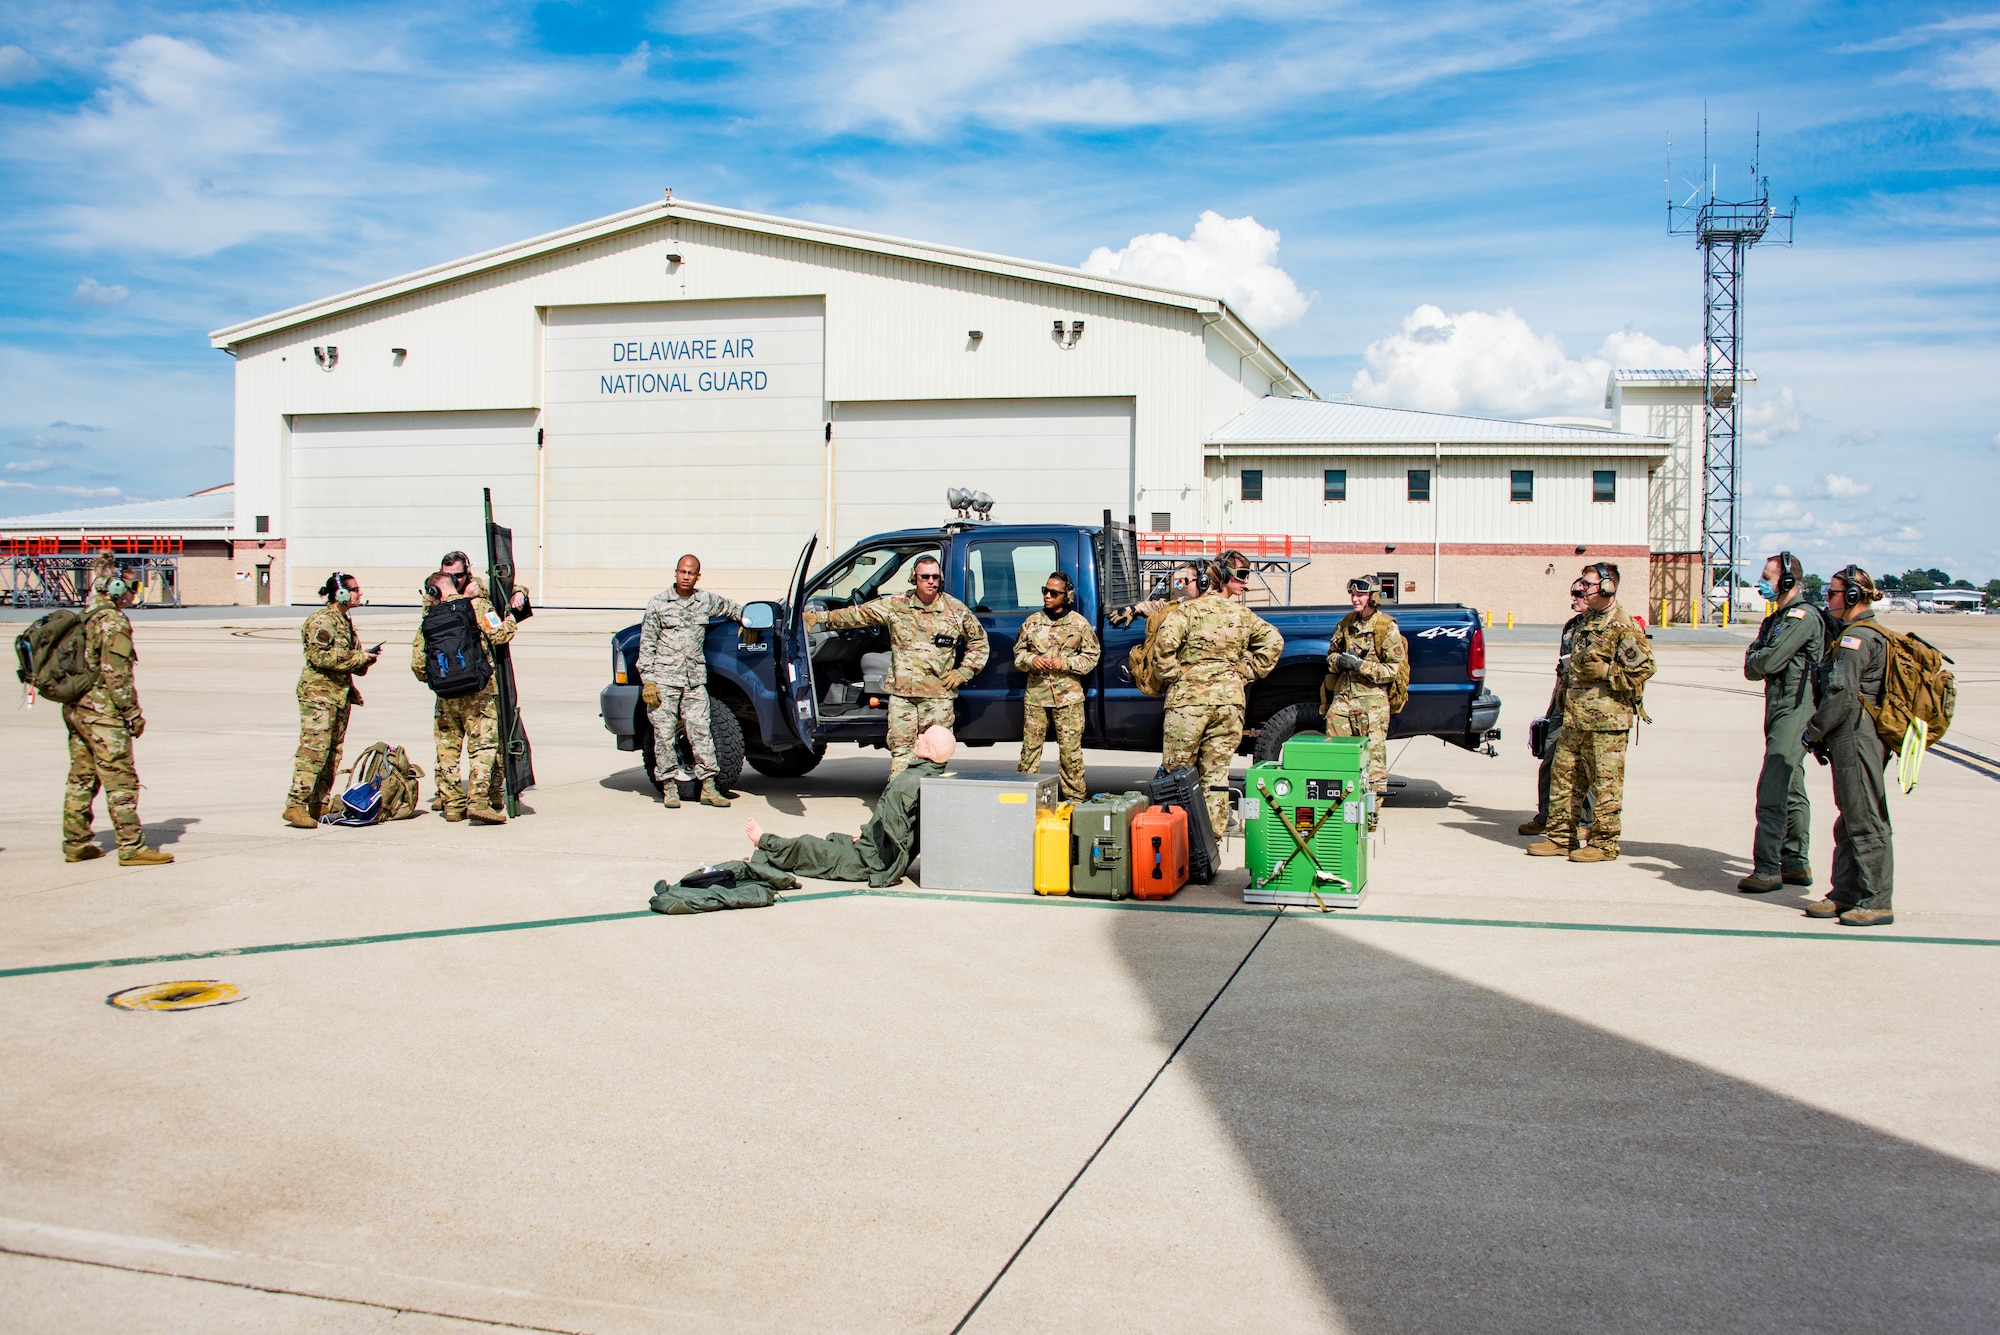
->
[1829, 564, 1876, 605]
[1586, 562, 1618, 595]
[323, 571, 352, 604]
[94, 569, 129, 598]
[1045, 570, 1075, 611]
[908, 554, 943, 586]
[1772, 551, 1801, 597]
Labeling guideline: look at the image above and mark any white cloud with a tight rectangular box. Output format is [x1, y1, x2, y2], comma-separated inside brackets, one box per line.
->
[1743, 384, 1809, 444]
[0, 44, 37, 86]
[1350, 306, 1701, 418]
[1823, 473, 1872, 499]
[1081, 211, 1310, 329]
[0, 480, 122, 498]
[71, 277, 130, 305]
[3, 458, 56, 473]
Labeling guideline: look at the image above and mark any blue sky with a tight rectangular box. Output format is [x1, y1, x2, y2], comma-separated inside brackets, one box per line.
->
[2, 1, 1996, 579]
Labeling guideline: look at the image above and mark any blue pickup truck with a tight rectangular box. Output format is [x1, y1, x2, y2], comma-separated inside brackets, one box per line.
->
[600, 520, 1501, 789]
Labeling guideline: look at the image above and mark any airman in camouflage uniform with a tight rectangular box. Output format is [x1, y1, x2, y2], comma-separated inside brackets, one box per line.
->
[1322, 575, 1408, 814]
[1153, 553, 1283, 835]
[1108, 563, 1201, 627]
[807, 554, 989, 777]
[284, 572, 379, 828]
[1014, 572, 1101, 800]
[1531, 563, 1655, 862]
[412, 570, 516, 823]
[64, 561, 172, 865]
[1522, 580, 1594, 835]
[639, 554, 744, 808]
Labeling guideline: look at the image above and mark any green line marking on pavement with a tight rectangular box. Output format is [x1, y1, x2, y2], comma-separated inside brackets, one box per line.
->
[3, 886, 1992, 981]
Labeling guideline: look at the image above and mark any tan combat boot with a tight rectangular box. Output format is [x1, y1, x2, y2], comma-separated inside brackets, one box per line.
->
[1782, 869, 1814, 887]
[119, 846, 175, 867]
[282, 805, 317, 829]
[468, 806, 507, 825]
[1568, 846, 1615, 863]
[700, 779, 731, 808]
[1737, 873, 1783, 893]
[1517, 818, 1546, 836]
[1803, 898, 1846, 919]
[64, 844, 106, 863]
[1525, 840, 1569, 857]
[1839, 906, 1894, 927]
[661, 782, 681, 809]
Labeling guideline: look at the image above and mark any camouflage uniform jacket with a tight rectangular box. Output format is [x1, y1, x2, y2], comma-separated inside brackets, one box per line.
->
[1326, 609, 1407, 698]
[637, 588, 744, 689]
[1014, 609, 1101, 708]
[1546, 610, 1586, 717]
[1560, 602, 1655, 732]
[409, 590, 517, 696]
[299, 604, 374, 707]
[1153, 593, 1283, 709]
[68, 595, 140, 727]
[816, 592, 989, 698]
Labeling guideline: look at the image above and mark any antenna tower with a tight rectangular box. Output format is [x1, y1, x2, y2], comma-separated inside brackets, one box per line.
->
[1668, 117, 1796, 623]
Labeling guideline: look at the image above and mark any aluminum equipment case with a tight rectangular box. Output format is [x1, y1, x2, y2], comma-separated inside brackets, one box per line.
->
[919, 772, 1059, 893]
[1069, 791, 1151, 900]
[1243, 734, 1370, 908]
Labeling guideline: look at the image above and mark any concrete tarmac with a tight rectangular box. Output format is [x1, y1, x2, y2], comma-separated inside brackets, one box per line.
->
[2, 610, 1996, 1332]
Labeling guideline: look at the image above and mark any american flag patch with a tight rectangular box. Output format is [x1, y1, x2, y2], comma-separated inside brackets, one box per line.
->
[1840, 635, 1863, 650]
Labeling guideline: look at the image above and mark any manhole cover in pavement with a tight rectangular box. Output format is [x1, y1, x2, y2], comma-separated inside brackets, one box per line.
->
[106, 981, 245, 1011]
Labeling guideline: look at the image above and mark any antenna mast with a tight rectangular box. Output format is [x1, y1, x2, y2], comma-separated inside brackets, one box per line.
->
[1668, 116, 1796, 623]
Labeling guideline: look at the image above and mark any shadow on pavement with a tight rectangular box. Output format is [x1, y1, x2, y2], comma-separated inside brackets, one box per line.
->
[1111, 915, 2000, 1332]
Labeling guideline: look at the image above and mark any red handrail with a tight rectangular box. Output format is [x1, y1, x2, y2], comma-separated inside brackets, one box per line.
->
[1136, 532, 1309, 560]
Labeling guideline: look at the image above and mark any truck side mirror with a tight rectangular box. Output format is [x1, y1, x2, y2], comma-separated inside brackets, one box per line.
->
[742, 602, 777, 630]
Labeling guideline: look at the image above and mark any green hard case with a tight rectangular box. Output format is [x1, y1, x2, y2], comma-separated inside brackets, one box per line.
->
[1068, 792, 1151, 900]
[1244, 734, 1370, 908]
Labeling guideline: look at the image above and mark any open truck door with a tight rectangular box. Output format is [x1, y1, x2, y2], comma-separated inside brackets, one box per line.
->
[777, 535, 819, 748]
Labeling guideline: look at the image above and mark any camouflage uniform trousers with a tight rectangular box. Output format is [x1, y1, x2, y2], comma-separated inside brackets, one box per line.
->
[649, 684, 719, 783]
[288, 693, 353, 815]
[1545, 728, 1628, 854]
[1325, 689, 1392, 796]
[63, 710, 142, 854]
[886, 695, 957, 778]
[435, 686, 504, 816]
[1163, 703, 1244, 837]
[1019, 699, 1087, 800]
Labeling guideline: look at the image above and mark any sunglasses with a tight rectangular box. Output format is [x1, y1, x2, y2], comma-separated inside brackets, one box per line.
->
[1227, 569, 1251, 583]
[1042, 587, 1067, 597]
[915, 571, 943, 581]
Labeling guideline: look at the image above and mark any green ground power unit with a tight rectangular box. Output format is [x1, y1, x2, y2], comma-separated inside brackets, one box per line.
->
[1243, 734, 1369, 909]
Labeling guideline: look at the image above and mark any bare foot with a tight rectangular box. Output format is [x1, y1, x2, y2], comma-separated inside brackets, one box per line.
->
[746, 819, 764, 850]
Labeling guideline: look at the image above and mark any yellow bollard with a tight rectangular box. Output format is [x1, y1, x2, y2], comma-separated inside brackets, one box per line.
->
[1689, 595, 1698, 627]
[1484, 609, 1492, 627]
[1722, 600, 1730, 629]
[1659, 598, 1669, 627]
[1507, 611, 1515, 629]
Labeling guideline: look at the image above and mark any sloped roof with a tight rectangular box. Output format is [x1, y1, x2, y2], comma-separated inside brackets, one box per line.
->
[0, 490, 235, 533]
[1610, 368, 1758, 385]
[1207, 397, 1669, 455]
[207, 197, 1313, 397]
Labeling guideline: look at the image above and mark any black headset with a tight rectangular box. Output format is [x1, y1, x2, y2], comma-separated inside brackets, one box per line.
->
[1828, 564, 1872, 605]
[1586, 562, 1618, 595]
[1772, 551, 1800, 597]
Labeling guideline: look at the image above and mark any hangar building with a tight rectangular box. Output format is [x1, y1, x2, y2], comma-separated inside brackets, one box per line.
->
[212, 196, 1674, 620]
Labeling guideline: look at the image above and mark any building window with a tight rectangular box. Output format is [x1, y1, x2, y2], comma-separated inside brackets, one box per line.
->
[1407, 469, 1430, 503]
[1593, 470, 1616, 503]
[1324, 469, 1346, 502]
[1150, 512, 1172, 532]
[1511, 470, 1534, 503]
[1240, 469, 1263, 502]
[254, 515, 269, 534]
[1377, 571, 1400, 604]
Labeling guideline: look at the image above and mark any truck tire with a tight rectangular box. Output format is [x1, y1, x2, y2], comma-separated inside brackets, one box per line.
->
[635, 697, 746, 796]
[747, 744, 827, 779]
[1252, 701, 1324, 766]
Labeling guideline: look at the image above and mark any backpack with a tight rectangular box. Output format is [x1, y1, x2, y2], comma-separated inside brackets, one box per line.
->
[1855, 624, 1957, 750]
[1127, 606, 1177, 697]
[14, 609, 103, 705]
[421, 598, 494, 699]
[323, 743, 425, 825]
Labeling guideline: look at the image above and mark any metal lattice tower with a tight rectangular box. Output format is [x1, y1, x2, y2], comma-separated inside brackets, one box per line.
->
[1668, 125, 1795, 622]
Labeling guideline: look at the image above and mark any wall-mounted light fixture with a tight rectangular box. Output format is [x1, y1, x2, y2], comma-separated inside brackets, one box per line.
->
[1385, 543, 1397, 553]
[1052, 319, 1084, 349]
[968, 330, 983, 341]
[313, 346, 338, 371]
[665, 251, 683, 267]
[391, 348, 407, 366]
[1575, 545, 1587, 555]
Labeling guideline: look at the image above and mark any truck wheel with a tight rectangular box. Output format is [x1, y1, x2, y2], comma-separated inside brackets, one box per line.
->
[747, 744, 827, 779]
[634, 699, 746, 795]
[1253, 701, 1324, 766]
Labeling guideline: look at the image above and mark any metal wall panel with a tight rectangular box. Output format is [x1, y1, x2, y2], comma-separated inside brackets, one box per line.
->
[830, 398, 1134, 551]
[289, 410, 539, 598]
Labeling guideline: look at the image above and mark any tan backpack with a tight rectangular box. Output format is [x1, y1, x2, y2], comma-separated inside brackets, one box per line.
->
[345, 743, 425, 821]
[1127, 607, 1177, 697]
[1855, 625, 1957, 749]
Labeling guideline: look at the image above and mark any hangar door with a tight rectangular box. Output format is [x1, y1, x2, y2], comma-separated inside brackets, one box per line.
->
[830, 398, 1134, 553]
[289, 410, 539, 603]
[542, 297, 825, 606]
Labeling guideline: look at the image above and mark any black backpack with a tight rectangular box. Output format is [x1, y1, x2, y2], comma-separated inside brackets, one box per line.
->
[421, 598, 494, 699]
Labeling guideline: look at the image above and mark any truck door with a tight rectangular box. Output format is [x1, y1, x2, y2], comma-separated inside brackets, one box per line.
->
[957, 533, 1075, 741]
[779, 536, 819, 747]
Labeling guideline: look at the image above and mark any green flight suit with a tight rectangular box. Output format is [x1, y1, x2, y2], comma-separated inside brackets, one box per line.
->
[1744, 599, 1827, 879]
[1809, 611, 1893, 911]
[755, 758, 944, 887]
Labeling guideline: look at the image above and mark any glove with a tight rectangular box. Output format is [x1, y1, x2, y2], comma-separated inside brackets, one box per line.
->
[940, 668, 969, 690]
[1108, 606, 1136, 628]
[641, 681, 662, 708]
[803, 609, 823, 630]
[1333, 652, 1362, 673]
[126, 713, 145, 738]
[1580, 659, 1613, 681]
